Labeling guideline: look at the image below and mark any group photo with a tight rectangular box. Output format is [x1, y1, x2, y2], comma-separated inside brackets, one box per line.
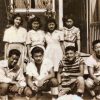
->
[0, 0, 100, 100]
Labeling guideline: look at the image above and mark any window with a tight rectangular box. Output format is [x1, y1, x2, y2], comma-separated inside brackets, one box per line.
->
[90, 0, 100, 22]
[10, 0, 55, 13]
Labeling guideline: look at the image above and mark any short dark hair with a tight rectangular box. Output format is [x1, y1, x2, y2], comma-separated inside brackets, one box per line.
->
[92, 40, 100, 50]
[62, 14, 74, 26]
[31, 46, 44, 57]
[28, 16, 41, 30]
[8, 49, 21, 57]
[10, 13, 23, 25]
[65, 46, 77, 52]
[45, 18, 57, 32]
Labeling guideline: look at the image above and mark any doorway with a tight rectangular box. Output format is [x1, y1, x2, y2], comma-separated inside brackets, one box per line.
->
[63, 0, 87, 52]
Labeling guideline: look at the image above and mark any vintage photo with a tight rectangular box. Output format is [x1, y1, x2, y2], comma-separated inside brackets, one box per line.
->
[0, 0, 100, 100]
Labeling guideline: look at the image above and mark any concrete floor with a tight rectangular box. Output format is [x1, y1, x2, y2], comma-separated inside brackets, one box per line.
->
[8, 91, 92, 100]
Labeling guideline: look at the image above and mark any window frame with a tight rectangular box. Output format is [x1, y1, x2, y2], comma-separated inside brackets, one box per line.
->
[10, 0, 55, 13]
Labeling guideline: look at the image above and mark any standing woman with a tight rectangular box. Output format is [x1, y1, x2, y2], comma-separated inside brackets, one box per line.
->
[63, 15, 81, 52]
[3, 13, 27, 68]
[45, 18, 64, 73]
[26, 16, 45, 60]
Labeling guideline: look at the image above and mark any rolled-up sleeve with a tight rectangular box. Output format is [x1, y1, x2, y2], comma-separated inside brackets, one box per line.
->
[0, 68, 12, 83]
[16, 69, 26, 87]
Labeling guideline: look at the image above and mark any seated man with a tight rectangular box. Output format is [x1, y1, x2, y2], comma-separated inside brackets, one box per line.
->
[0, 49, 26, 99]
[24, 46, 58, 98]
[58, 46, 85, 97]
[85, 40, 100, 99]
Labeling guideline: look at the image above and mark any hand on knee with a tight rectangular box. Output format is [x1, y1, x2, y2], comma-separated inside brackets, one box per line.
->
[24, 87, 35, 97]
[0, 83, 9, 95]
[9, 85, 19, 93]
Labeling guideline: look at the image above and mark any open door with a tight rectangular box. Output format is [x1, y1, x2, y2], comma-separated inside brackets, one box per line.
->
[88, 0, 100, 53]
[63, 0, 87, 53]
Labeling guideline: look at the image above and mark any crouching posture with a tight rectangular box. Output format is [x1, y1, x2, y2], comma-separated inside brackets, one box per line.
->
[24, 46, 58, 98]
[58, 46, 85, 97]
[85, 40, 100, 100]
[0, 49, 26, 99]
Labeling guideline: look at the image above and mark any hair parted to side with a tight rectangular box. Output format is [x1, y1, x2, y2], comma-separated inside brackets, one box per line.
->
[45, 18, 57, 32]
[28, 16, 41, 30]
[65, 46, 77, 52]
[10, 13, 23, 25]
[31, 46, 44, 57]
[92, 40, 100, 50]
[8, 49, 21, 57]
[62, 14, 74, 26]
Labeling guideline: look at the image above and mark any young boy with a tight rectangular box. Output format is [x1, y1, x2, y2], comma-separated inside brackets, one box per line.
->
[85, 40, 100, 99]
[58, 46, 85, 97]
[24, 46, 58, 98]
[0, 49, 26, 100]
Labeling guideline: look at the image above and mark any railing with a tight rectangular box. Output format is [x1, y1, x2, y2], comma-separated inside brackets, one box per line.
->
[89, 22, 100, 53]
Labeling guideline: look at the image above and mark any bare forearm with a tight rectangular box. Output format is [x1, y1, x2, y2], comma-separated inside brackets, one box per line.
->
[42, 73, 54, 82]
[27, 45, 31, 58]
[4, 43, 9, 59]
[57, 73, 61, 84]
[60, 41, 65, 54]
[77, 40, 80, 52]
[70, 73, 83, 76]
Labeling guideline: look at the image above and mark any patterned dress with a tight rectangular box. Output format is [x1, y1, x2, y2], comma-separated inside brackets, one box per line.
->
[63, 26, 80, 48]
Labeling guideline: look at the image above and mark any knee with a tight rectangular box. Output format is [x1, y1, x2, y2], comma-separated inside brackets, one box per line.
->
[50, 78, 58, 87]
[77, 76, 84, 83]
[85, 78, 94, 89]
[0, 83, 9, 95]
[24, 87, 35, 97]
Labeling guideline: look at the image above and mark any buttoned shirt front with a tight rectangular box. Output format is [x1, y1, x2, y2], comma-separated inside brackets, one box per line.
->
[3, 26, 27, 43]
[26, 30, 45, 46]
[26, 58, 53, 81]
[0, 60, 26, 87]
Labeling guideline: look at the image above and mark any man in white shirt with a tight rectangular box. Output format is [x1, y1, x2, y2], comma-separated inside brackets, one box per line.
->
[24, 46, 58, 97]
[0, 49, 26, 99]
[85, 40, 100, 100]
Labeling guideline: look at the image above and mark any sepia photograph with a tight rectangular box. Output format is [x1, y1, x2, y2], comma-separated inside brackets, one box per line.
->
[0, 0, 100, 100]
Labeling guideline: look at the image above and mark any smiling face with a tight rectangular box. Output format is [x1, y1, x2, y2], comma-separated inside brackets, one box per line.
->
[14, 16, 22, 28]
[94, 43, 100, 59]
[65, 50, 76, 62]
[32, 21, 40, 31]
[48, 22, 56, 32]
[8, 54, 20, 69]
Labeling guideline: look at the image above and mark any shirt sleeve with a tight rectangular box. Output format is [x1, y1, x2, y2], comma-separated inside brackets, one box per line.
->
[59, 31, 64, 41]
[85, 56, 95, 67]
[76, 28, 80, 40]
[26, 31, 31, 45]
[58, 61, 63, 73]
[0, 68, 12, 83]
[26, 63, 34, 76]
[16, 68, 26, 87]
[79, 57, 85, 66]
[23, 29, 28, 43]
[3, 29, 10, 42]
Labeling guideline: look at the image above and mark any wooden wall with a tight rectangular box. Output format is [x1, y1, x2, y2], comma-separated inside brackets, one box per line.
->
[0, 0, 8, 58]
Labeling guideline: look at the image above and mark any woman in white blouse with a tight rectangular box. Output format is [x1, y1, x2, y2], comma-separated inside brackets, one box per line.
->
[26, 16, 45, 61]
[3, 13, 27, 68]
[45, 18, 64, 73]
